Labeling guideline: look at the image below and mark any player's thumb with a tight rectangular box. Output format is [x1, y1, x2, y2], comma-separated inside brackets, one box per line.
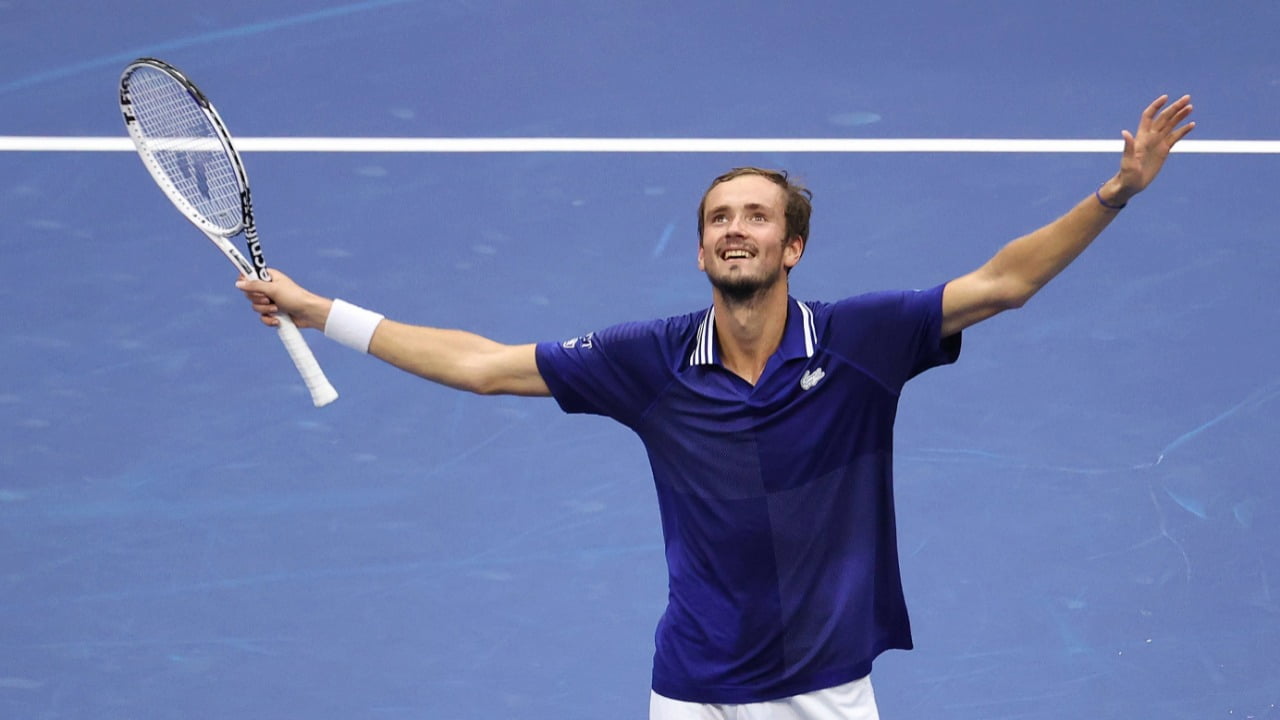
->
[261, 267, 293, 284]
[234, 276, 268, 294]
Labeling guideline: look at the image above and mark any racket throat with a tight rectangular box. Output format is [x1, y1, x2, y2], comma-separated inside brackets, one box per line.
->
[242, 195, 271, 281]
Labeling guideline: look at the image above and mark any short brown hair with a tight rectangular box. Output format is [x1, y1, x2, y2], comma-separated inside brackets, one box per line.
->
[697, 167, 813, 245]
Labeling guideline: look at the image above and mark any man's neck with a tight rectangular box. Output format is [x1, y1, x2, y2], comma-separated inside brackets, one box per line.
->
[712, 283, 790, 386]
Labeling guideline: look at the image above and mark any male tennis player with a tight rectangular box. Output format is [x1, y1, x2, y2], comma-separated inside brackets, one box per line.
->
[238, 95, 1193, 719]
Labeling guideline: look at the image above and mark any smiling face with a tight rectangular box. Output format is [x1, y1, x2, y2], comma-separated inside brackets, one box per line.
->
[698, 174, 805, 303]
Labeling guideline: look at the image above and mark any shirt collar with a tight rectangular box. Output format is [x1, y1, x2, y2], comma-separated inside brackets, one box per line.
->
[689, 297, 817, 367]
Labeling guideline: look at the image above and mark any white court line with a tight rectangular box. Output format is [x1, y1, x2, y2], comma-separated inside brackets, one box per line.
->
[1, 136, 1278, 153]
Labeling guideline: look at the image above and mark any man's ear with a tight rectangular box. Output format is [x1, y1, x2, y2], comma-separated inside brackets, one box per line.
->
[784, 235, 805, 268]
[697, 241, 706, 271]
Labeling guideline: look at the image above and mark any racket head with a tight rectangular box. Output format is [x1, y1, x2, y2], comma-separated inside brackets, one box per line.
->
[120, 58, 248, 237]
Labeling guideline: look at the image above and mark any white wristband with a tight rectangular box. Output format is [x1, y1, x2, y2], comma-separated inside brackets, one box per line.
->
[324, 298, 384, 354]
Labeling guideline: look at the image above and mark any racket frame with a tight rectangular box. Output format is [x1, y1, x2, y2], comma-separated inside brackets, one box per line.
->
[119, 57, 338, 407]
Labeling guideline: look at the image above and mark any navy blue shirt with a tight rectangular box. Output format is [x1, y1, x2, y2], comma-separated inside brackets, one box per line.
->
[535, 284, 960, 703]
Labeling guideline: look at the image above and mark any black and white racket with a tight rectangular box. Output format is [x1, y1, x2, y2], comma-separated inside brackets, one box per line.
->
[119, 57, 338, 407]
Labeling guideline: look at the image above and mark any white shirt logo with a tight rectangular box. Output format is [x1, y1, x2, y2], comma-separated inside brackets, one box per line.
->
[561, 332, 595, 350]
[799, 367, 826, 391]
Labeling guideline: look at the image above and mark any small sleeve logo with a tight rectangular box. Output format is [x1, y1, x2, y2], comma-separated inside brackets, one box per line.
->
[562, 332, 595, 350]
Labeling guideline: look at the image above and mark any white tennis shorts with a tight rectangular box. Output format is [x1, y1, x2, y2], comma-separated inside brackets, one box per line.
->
[649, 675, 879, 720]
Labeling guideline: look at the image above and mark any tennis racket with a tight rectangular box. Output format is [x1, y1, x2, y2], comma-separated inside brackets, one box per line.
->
[119, 57, 338, 407]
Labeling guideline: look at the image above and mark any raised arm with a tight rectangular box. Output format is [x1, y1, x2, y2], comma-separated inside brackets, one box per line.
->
[940, 94, 1196, 338]
[237, 270, 551, 397]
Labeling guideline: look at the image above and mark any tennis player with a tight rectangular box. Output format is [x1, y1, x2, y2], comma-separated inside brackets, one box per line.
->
[238, 95, 1193, 719]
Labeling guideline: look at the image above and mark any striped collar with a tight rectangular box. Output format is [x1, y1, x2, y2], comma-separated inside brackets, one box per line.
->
[689, 297, 817, 366]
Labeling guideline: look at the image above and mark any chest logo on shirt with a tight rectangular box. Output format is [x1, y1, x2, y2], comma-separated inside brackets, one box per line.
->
[799, 366, 826, 391]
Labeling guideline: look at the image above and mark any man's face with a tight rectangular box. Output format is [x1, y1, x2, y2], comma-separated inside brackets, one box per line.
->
[698, 174, 803, 302]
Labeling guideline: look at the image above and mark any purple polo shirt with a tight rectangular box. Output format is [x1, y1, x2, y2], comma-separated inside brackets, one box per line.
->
[534, 284, 960, 703]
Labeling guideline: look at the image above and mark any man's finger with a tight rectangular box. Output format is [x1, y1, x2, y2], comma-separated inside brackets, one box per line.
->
[1141, 94, 1169, 123]
[1170, 121, 1197, 145]
[236, 280, 271, 297]
[1153, 96, 1192, 130]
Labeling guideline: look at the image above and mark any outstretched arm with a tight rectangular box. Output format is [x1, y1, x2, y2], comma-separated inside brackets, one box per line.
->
[941, 94, 1196, 338]
[237, 271, 551, 397]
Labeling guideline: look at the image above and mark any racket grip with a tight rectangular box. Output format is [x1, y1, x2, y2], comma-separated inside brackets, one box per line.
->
[273, 312, 339, 407]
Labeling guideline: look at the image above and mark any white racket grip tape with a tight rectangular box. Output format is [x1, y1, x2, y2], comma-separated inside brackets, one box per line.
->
[274, 312, 339, 407]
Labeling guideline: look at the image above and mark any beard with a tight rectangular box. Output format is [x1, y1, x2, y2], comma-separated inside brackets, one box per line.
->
[705, 263, 786, 306]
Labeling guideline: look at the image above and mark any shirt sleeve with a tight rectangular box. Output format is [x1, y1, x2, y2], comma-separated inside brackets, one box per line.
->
[534, 318, 676, 427]
[823, 283, 961, 393]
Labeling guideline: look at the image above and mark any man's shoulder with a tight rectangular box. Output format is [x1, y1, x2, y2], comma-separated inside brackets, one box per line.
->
[542, 307, 708, 364]
[806, 285, 946, 320]
[601, 308, 707, 345]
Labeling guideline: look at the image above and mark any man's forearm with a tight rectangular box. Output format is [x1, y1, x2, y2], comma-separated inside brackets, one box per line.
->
[367, 320, 549, 397]
[987, 176, 1128, 305]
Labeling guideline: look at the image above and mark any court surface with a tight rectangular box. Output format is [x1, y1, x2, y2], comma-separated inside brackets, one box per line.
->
[2, 2, 1278, 718]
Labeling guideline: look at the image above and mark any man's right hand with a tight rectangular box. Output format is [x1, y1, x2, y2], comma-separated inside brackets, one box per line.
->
[236, 269, 333, 331]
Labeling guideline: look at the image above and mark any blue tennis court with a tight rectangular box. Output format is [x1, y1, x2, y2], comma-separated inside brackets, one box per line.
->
[2, 2, 1278, 718]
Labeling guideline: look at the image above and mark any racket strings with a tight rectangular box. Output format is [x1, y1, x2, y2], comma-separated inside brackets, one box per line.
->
[126, 67, 243, 232]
